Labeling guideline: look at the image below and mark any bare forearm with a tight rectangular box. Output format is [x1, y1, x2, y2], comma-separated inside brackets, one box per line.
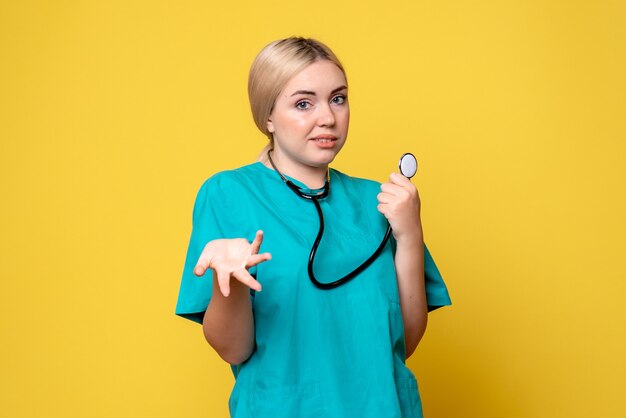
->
[203, 279, 255, 364]
[394, 230, 428, 359]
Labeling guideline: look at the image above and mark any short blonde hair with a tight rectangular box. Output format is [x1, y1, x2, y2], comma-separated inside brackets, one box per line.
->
[248, 37, 346, 159]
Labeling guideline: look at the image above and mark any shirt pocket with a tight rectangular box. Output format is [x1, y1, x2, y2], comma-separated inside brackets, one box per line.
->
[397, 376, 423, 418]
[250, 381, 326, 418]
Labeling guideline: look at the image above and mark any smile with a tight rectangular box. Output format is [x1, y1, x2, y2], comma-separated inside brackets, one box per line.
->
[310, 134, 338, 142]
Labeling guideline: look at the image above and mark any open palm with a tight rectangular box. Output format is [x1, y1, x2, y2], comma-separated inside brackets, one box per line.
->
[194, 230, 271, 297]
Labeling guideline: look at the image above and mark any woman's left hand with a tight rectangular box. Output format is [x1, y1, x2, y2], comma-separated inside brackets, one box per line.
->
[377, 172, 423, 243]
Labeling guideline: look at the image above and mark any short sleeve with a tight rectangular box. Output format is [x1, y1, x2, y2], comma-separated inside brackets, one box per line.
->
[391, 238, 452, 312]
[422, 243, 452, 311]
[174, 174, 252, 324]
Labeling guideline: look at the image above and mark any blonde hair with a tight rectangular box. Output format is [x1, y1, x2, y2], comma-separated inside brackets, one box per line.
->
[247, 37, 346, 162]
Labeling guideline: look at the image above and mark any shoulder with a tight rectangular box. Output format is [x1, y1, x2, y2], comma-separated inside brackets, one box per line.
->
[191, 163, 261, 219]
[197, 163, 260, 196]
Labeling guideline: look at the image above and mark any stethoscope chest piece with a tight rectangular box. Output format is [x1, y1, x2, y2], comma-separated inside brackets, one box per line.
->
[399, 153, 418, 179]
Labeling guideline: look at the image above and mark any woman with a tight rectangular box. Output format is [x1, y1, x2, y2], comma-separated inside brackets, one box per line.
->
[176, 37, 451, 418]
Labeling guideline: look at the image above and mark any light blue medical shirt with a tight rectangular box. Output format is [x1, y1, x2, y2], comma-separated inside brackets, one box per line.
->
[176, 162, 451, 418]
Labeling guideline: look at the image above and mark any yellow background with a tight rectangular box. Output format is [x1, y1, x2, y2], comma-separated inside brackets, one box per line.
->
[1, 1, 624, 417]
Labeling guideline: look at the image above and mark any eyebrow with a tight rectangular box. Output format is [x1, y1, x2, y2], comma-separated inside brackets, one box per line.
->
[290, 85, 348, 97]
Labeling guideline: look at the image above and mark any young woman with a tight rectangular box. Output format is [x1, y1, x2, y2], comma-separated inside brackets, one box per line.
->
[176, 37, 451, 418]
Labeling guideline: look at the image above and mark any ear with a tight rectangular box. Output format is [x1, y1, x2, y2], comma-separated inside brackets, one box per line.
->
[266, 118, 275, 134]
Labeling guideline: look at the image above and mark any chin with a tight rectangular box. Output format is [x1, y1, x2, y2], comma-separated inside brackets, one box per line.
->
[310, 153, 339, 167]
[317, 145, 345, 162]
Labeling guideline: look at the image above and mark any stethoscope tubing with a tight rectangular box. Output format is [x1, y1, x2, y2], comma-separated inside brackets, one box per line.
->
[267, 149, 393, 290]
[308, 196, 392, 289]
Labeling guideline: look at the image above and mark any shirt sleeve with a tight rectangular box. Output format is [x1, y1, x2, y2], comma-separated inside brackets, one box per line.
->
[174, 173, 252, 324]
[391, 237, 452, 312]
[422, 243, 452, 311]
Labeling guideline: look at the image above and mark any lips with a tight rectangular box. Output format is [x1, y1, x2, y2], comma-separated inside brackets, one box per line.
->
[310, 134, 337, 142]
[310, 134, 339, 149]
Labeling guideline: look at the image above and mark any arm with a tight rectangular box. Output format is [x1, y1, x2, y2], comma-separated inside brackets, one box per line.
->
[377, 173, 428, 359]
[203, 279, 255, 364]
[394, 232, 428, 359]
[194, 232, 271, 365]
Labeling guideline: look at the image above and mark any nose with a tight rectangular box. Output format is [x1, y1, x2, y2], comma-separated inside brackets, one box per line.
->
[317, 104, 335, 127]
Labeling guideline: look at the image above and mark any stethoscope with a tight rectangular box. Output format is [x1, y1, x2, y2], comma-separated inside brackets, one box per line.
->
[267, 150, 418, 290]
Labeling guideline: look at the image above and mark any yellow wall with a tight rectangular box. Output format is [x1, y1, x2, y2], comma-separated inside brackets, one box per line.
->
[1, 1, 624, 417]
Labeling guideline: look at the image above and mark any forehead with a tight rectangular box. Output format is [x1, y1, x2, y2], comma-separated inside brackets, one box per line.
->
[281, 60, 347, 94]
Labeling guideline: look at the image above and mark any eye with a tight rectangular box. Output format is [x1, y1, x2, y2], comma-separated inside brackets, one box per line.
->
[331, 95, 346, 105]
[296, 100, 312, 110]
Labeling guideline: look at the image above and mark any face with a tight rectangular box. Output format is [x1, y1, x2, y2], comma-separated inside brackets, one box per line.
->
[267, 60, 350, 173]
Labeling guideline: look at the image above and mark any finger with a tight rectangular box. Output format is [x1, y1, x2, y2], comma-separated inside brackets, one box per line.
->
[215, 268, 231, 297]
[249, 230, 264, 255]
[381, 182, 407, 196]
[232, 268, 262, 292]
[377, 203, 389, 215]
[389, 173, 418, 196]
[194, 263, 207, 277]
[245, 252, 272, 268]
[377, 192, 395, 204]
[194, 254, 213, 276]
[389, 172, 414, 187]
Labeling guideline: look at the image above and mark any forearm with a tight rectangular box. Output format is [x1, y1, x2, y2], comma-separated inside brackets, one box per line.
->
[394, 228, 428, 359]
[203, 278, 255, 365]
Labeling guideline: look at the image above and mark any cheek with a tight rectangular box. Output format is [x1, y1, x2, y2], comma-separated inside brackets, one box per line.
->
[338, 110, 350, 128]
[273, 110, 316, 135]
[285, 114, 312, 131]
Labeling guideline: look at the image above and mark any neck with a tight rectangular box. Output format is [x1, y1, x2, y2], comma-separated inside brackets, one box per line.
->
[266, 150, 328, 189]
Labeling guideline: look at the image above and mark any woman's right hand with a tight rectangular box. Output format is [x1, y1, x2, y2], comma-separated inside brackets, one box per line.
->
[193, 230, 271, 297]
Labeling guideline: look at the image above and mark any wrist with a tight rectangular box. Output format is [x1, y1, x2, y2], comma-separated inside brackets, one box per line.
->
[394, 229, 423, 248]
[212, 275, 251, 302]
[394, 222, 423, 245]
